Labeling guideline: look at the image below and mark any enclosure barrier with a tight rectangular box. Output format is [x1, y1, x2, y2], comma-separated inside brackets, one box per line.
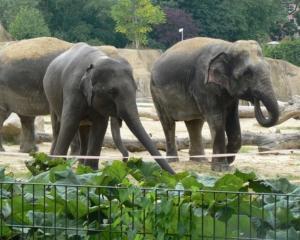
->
[1, 181, 299, 240]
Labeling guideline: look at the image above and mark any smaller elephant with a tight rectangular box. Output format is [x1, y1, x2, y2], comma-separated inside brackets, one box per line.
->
[43, 43, 174, 174]
[151, 37, 279, 171]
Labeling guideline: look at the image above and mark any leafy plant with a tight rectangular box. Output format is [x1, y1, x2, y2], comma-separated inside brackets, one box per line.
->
[0, 154, 299, 239]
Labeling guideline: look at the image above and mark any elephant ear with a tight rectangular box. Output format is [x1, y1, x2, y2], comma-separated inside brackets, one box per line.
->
[205, 52, 231, 91]
[80, 64, 94, 106]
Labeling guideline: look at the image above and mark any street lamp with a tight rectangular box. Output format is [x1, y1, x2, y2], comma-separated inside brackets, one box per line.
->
[179, 28, 184, 41]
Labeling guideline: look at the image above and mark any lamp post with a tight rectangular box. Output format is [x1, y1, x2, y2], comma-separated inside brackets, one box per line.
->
[179, 28, 184, 41]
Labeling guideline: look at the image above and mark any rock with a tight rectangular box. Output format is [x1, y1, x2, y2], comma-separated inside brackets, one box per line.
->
[3, 113, 45, 143]
[266, 58, 300, 101]
[118, 49, 162, 98]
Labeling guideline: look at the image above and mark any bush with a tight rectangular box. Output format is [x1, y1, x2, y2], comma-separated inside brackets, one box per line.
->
[263, 39, 300, 66]
[8, 7, 50, 40]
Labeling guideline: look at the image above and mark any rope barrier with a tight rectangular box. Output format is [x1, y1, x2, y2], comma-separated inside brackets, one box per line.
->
[0, 149, 299, 160]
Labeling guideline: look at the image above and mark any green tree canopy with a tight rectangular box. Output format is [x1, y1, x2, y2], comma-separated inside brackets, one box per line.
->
[8, 7, 50, 40]
[111, 0, 166, 48]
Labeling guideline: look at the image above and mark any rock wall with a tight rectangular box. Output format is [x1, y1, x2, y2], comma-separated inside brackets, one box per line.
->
[266, 58, 300, 101]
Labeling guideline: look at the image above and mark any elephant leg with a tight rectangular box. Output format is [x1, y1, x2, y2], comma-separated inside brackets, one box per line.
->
[78, 125, 90, 165]
[111, 117, 129, 162]
[225, 102, 241, 164]
[85, 116, 109, 170]
[207, 113, 228, 171]
[184, 119, 207, 162]
[161, 118, 178, 162]
[0, 110, 10, 151]
[18, 115, 37, 153]
[53, 107, 81, 156]
[50, 113, 60, 155]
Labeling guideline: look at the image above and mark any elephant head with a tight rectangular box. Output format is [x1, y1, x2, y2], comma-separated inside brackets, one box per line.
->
[80, 57, 175, 174]
[205, 40, 279, 127]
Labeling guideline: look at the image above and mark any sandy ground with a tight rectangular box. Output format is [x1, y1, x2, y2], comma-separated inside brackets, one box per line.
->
[0, 114, 299, 183]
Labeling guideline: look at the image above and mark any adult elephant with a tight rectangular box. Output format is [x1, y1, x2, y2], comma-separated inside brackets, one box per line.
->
[43, 43, 174, 174]
[151, 37, 279, 171]
[0, 37, 128, 158]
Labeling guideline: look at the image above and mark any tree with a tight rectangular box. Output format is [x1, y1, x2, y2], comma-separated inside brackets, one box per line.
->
[38, 0, 127, 47]
[152, 7, 200, 48]
[111, 0, 166, 48]
[8, 7, 50, 40]
[0, 0, 40, 28]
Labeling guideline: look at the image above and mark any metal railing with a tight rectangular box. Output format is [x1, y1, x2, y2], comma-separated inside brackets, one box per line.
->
[1, 181, 299, 239]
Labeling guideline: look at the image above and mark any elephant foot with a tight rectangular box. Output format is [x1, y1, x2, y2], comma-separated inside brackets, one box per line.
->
[211, 161, 231, 172]
[190, 156, 208, 163]
[19, 144, 38, 153]
[167, 156, 179, 163]
[0, 145, 5, 152]
[84, 159, 99, 170]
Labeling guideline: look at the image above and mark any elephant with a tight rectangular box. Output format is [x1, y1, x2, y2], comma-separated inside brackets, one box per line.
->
[0, 37, 128, 158]
[151, 37, 279, 171]
[43, 43, 174, 174]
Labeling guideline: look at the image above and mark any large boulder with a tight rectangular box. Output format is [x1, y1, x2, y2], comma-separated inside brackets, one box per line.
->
[118, 49, 162, 99]
[267, 58, 300, 101]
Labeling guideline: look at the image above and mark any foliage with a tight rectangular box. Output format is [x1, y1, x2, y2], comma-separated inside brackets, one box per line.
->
[111, 0, 166, 48]
[0, 0, 40, 27]
[152, 7, 200, 48]
[172, 0, 286, 42]
[8, 7, 50, 40]
[0, 153, 299, 239]
[263, 39, 300, 66]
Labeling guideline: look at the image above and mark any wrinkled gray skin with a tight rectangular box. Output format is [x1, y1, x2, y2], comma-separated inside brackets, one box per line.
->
[0, 39, 128, 157]
[43, 43, 174, 174]
[151, 38, 279, 171]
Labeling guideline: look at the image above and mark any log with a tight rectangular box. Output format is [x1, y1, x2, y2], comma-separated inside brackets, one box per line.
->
[36, 131, 300, 152]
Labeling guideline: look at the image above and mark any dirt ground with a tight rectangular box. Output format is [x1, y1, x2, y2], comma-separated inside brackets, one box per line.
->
[0, 115, 299, 183]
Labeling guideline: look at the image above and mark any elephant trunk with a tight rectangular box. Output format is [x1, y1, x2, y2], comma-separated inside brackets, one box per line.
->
[120, 106, 175, 174]
[253, 89, 279, 127]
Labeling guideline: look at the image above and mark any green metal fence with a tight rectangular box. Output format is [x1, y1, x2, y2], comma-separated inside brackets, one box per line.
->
[1, 181, 299, 240]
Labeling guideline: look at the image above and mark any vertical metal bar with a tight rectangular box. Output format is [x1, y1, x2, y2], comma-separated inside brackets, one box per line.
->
[0, 183, 3, 237]
[178, 190, 181, 236]
[98, 187, 101, 240]
[274, 195, 277, 239]
[132, 191, 135, 232]
[286, 195, 289, 240]
[43, 185, 46, 238]
[225, 192, 228, 239]
[120, 188, 123, 238]
[32, 184, 35, 240]
[54, 186, 57, 240]
[10, 183, 13, 230]
[21, 184, 24, 238]
[201, 192, 204, 240]
[213, 192, 216, 239]
[76, 186, 79, 238]
[87, 186, 90, 236]
[189, 191, 192, 240]
[65, 185, 68, 238]
[109, 189, 112, 240]
[155, 189, 158, 235]
[250, 194, 253, 238]
[237, 193, 240, 239]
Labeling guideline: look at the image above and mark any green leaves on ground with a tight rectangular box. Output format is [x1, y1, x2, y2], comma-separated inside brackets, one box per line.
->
[0, 153, 299, 239]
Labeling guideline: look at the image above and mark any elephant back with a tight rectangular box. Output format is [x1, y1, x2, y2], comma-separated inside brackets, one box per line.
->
[0, 37, 73, 63]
